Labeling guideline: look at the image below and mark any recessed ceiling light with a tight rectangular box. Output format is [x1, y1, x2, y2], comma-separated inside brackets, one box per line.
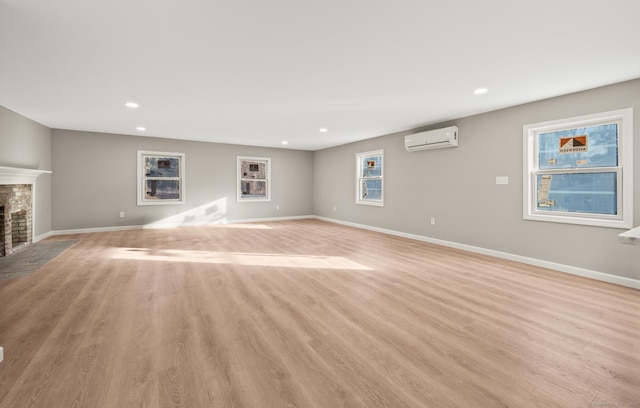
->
[125, 101, 139, 109]
[281, 141, 289, 145]
[473, 88, 488, 95]
[136, 126, 146, 131]
[319, 128, 328, 133]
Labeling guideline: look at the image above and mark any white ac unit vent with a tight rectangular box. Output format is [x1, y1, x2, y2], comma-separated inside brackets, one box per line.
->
[404, 126, 459, 152]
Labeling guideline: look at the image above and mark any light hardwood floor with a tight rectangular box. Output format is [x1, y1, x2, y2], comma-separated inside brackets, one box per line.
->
[0, 219, 638, 408]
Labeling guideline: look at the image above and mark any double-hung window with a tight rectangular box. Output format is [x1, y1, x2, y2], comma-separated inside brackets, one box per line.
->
[356, 150, 383, 206]
[137, 150, 185, 206]
[523, 108, 633, 228]
[237, 156, 271, 202]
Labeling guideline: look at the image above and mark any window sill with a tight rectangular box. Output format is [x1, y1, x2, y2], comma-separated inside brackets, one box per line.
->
[618, 226, 640, 245]
[356, 201, 384, 207]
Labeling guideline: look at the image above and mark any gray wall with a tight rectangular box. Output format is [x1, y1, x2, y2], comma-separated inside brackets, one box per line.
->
[313, 79, 640, 280]
[0, 106, 52, 237]
[52, 130, 313, 230]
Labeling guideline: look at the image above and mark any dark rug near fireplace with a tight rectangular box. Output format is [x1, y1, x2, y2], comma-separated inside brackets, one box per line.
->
[0, 239, 78, 280]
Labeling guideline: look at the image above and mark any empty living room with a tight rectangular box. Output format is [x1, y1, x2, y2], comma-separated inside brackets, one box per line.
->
[1, 1, 639, 407]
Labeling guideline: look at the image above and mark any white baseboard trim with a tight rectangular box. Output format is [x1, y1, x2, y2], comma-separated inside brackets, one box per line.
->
[48, 215, 315, 235]
[313, 216, 640, 290]
[50, 225, 143, 236]
[33, 231, 54, 243]
[0, 346, 3, 363]
[142, 214, 314, 229]
[140, 215, 313, 229]
[223, 215, 314, 225]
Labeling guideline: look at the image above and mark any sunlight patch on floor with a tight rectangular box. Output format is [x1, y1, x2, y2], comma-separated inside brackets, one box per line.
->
[111, 248, 371, 270]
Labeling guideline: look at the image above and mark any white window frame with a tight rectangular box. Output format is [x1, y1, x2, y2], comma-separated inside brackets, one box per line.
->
[356, 149, 384, 207]
[137, 150, 185, 206]
[237, 156, 271, 202]
[523, 108, 633, 228]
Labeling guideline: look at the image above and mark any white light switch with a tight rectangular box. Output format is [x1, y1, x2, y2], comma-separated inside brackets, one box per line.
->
[496, 176, 509, 185]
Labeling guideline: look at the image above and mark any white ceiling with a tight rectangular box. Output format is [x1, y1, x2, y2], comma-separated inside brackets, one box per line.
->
[1, 0, 639, 151]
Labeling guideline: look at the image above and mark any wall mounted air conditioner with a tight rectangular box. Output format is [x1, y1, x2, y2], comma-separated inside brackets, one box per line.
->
[404, 126, 458, 152]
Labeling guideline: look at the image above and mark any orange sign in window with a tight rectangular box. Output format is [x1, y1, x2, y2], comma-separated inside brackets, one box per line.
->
[559, 135, 588, 153]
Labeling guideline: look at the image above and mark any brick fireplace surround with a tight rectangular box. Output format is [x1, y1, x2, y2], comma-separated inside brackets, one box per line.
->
[0, 166, 51, 258]
[0, 184, 33, 256]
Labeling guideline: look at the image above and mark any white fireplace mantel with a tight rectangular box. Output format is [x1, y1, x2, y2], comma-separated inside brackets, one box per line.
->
[0, 165, 52, 244]
[0, 166, 52, 185]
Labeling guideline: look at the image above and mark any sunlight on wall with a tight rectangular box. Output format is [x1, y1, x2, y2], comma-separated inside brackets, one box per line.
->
[111, 248, 371, 270]
[143, 197, 228, 228]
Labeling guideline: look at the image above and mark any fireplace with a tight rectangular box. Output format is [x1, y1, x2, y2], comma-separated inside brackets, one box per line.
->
[0, 166, 51, 257]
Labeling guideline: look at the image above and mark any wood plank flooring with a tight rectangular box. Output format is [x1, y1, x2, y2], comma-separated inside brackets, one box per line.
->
[0, 219, 638, 408]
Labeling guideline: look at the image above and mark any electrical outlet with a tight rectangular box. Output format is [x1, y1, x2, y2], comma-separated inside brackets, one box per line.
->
[276, 204, 280, 210]
[119, 212, 125, 218]
[430, 217, 436, 225]
[333, 205, 337, 211]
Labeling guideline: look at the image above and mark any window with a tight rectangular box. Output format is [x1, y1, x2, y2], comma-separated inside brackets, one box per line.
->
[237, 156, 271, 202]
[356, 150, 383, 206]
[137, 151, 185, 206]
[523, 108, 633, 228]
